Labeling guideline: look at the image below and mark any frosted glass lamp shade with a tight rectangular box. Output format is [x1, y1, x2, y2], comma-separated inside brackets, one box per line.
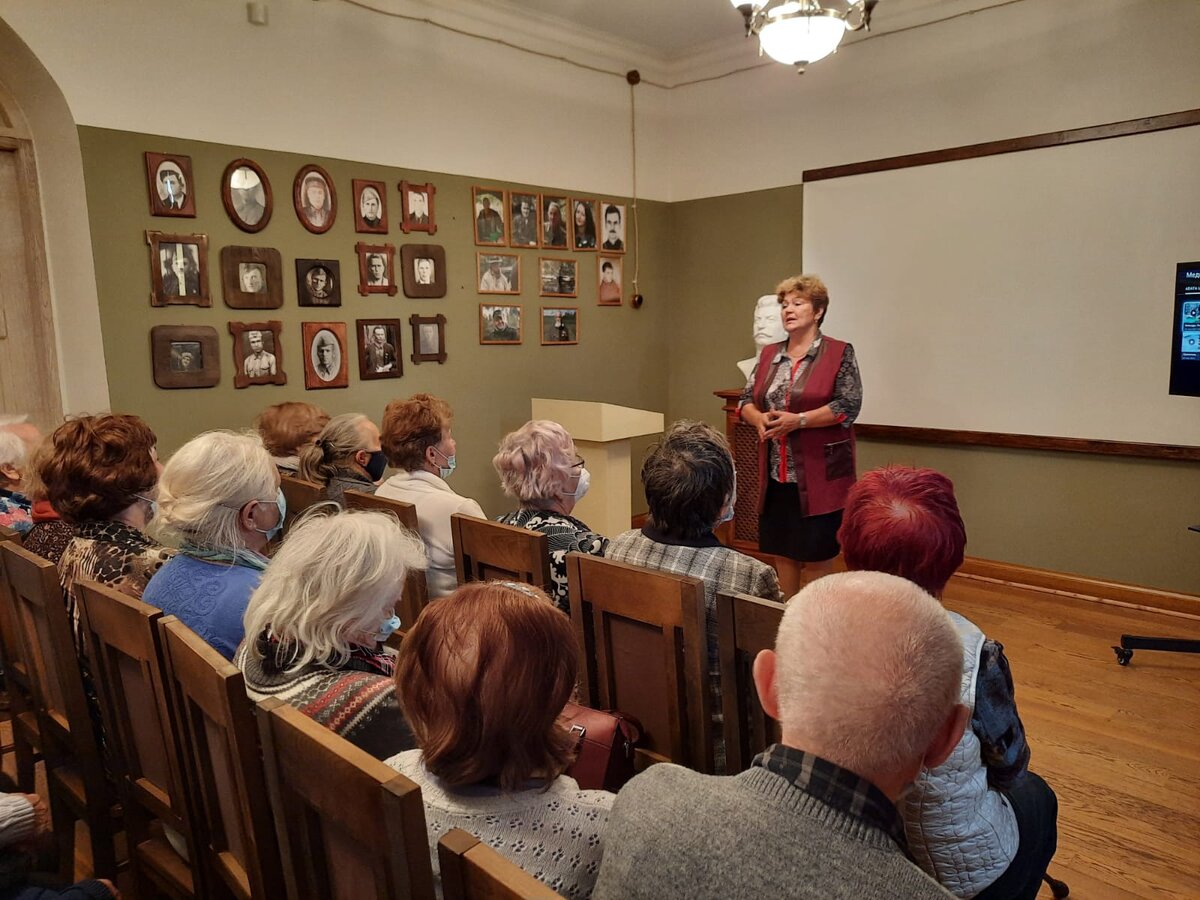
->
[759, 5, 847, 65]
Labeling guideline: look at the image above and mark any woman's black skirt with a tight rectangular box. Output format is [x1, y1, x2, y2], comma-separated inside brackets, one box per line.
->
[758, 478, 843, 562]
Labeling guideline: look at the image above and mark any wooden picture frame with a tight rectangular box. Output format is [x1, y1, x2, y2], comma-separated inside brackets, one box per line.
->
[539, 257, 578, 298]
[229, 320, 286, 388]
[509, 191, 539, 248]
[540, 307, 578, 346]
[472, 186, 508, 246]
[599, 200, 627, 253]
[222, 158, 272, 233]
[598, 254, 623, 307]
[145, 151, 196, 218]
[570, 197, 599, 251]
[477, 253, 519, 295]
[356, 318, 403, 380]
[479, 304, 522, 345]
[150, 325, 220, 389]
[293, 164, 337, 234]
[539, 193, 568, 249]
[147, 231, 211, 307]
[399, 180, 437, 235]
[295, 259, 342, 307]
[301, 321, 349, 389]
[352, 178, 388, 234]
[409, 313, 447, 365]
[220, 246, 283, 309]
[400, 244, 447, 299]
[356, 242, 398, 296]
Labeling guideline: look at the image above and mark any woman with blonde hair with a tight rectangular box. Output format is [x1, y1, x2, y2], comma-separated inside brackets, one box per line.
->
[298, 412, 387, 506]
[237, 508, 425, 759]
[144, 431, 283, 660]
[254, 401, 329, 474]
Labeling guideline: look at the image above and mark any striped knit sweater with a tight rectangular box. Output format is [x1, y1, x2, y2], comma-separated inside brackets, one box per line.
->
[235, 635, 416, 761]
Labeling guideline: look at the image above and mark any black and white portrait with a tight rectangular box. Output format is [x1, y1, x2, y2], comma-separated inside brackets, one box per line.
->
[311, 328, 341, 382]
[366, 252, 389, 287]
[239, 262, 266, 294]
[228, 165, 266, 226]
[296, 259, 341, 307]
[360, 186, 383, 227]
[295, 165, 336, 233]
[419, 323, 439, 356]
[354, 179, 387, 234]
[601, 201, 626, 253]
[170, 341, 203, 372]
[155, 161, 188, 210]
[242, 329, 278, 378]
[407, 189, 429, 225]
[362, 323, 398, 374]
[414, 257, 435, 285]
[160, 243, 201, 297]
[510, 192, 539, 247]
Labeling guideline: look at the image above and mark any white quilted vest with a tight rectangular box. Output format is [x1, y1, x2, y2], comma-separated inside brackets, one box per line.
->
[902, 612, 1019, 898]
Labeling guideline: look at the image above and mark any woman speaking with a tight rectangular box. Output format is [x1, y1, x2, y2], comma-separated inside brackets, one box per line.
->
[737, 275, 862, 589]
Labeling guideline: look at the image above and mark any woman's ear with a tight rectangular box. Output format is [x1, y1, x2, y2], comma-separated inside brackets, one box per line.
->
[238, 500, 259, 533]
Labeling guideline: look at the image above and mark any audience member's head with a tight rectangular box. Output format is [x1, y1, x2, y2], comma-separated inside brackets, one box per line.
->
[39, 414, 160, 525]
[396, 581, 578, 791]
[242, 509, 425, 670]
[298, 413, 385, 486]
[642, 420, 734, 539]
[156, 431, 281, 554]
[254, 402, 330, 461]
[754, 571, 966, 797]
[839, 465, 966, 598]
[0, 415, 41, 492]
[492, 420, 587, 512]
[381, 393, 454, 472]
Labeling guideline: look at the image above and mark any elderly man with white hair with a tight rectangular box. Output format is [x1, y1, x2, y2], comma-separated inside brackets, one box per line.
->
[0, 414, 41, 535]
[594, 571, 967, 900]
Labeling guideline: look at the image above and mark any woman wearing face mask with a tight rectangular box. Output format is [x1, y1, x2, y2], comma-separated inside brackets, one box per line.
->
[492, 420, 607, 613]
[376, 394, 485, 599]
[237, 509, 425, 760]
[144, 431, 283, 661]
[298, 413, 388, 507]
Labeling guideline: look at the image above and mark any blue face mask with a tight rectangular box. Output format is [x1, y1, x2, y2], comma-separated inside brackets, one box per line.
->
[135, 493, 158, 520]
[253, 488, 286, 541]
[432, 446, 456, 480]
[375, 614, 402, 642]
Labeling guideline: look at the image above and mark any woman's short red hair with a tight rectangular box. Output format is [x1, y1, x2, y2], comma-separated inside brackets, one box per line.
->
[39, 414, 159, 524]
[254, 402, 329, 457]
[381, 393, 452, 470]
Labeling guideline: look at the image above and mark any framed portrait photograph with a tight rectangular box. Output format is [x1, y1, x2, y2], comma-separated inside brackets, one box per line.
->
[229, 320, 286, 389]
[540, 307, 578, 346]
[146, 231, 211, 307]
[353, 178, 388, 234]
[400, 244, 447, 299]
[599, 201, 627, 253]
[570, 198, 598, 251]
[409, 313, 447, 365]
[293, 164, 337, 234]
[472, 186, 507, 246]
[222, 158, 272, 232]
[294, 259, 342, 307]
[598, 254, 623, 306]
[356, 318, 403, 380]
[509, 192, 539, 248]
[399, 180, 437, 235]
[479, 304, 522, 345]
[220, 246, 283, 309]
[145, 152, 196, 218]
[477, 253, 519, 295]
[540, 194, 569, 249]
[150, 325, 220, 389]
[302, 321, 349, 390]
[539, 257, 578, 298]
[356, 242, 398, 296]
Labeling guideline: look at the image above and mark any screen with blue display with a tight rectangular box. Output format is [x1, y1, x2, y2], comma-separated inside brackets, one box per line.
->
[1170, 262, 1200, 396]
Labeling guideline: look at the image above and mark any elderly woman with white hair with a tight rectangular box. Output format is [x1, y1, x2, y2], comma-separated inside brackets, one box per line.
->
[493, 420, 607, 612]
[236, 509, 425, 759]
[143, 431, 284, 660]
[0, 415, 40, 535]
[298, 412, 387, 507]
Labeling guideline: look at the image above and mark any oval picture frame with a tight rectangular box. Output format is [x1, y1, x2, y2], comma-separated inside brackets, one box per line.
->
[222, 158, 273, 233]
[293, 164, 337, 235]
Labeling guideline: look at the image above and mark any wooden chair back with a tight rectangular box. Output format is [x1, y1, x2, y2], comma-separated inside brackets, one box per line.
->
[159, 618, 286, 900]
[344, 490, 429, 627]
[279, 475, 327, 534]
[0, 526, 38, 791]
[438, 829, 561, 900]
[255, 698, 434, 900]
[715, 591, 785, 773]
[451, 514, 550, 590]
[76, 582, 197, 897]
[566, 553, 712, 772]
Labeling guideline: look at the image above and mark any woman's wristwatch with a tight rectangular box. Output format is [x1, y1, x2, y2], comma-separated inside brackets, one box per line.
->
[798, 413, 807, 429]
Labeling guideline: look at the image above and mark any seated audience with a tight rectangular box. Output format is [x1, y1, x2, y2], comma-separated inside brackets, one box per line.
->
[254, 401, 329, 474]
[389, 581, 612, 899]
[297, 413, 386, 506]
[0, 416, 41, 535]
[0, 789, 118, 898]
[12, 441, 75, 565]
[594, 571, 967, 899]
[839, 466, 1058, 900]
[237, 508, 424, 759]
[607, 420, 782, 772]
[143, 431, 282, 660]
[376, 394, 484, 598]
[492, 420, 607, 612]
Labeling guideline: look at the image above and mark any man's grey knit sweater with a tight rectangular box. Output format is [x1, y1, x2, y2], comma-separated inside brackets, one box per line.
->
[594, 763, 953, 899]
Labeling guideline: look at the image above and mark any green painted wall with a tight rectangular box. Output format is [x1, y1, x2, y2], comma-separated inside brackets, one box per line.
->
[78, 127, 667, 518]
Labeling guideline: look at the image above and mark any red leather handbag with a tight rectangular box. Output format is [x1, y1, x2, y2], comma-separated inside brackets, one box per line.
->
[560, 702, 642, 793]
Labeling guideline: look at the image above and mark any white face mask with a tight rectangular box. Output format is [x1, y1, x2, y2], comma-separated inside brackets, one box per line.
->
[717, 470, 737, 525]
[571, 466, 591, 501]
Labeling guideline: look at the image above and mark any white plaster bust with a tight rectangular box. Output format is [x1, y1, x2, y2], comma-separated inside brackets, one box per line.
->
[737, 294, 787, 380]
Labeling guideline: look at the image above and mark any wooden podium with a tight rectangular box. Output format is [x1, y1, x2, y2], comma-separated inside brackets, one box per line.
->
[531, 399, 664, 539]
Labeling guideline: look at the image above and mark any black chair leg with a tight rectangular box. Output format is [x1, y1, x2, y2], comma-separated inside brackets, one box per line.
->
[1043, 872, 1070, 898]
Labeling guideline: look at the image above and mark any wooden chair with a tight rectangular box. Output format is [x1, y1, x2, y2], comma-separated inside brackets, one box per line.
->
[438, 829, 562, 900]
[451, 513, 550, 590]
[76, 582, 198, 898]
[158, 618, 286, 900]
[715, 591, 785, 773]
[566, 553, 713, 773]
[344, 490, 429, 628]
[255, 697, 434, 900]
[0, 525, 40, 792]
[0, 542, 121, 880]
[279, 475, 328, 534]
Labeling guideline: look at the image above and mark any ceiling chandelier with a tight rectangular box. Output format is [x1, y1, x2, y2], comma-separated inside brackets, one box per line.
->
[730, 0, 878, 72]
